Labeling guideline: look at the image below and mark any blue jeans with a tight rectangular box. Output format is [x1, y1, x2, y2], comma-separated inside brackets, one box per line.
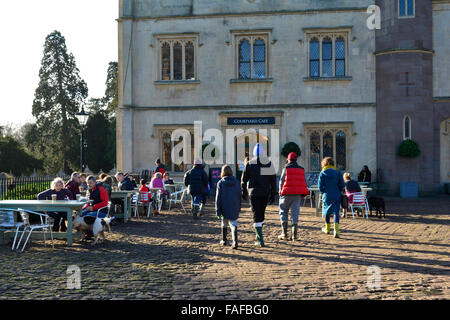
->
[191, 194, 205, 206]
[81, 209, 107, 219]
[279, 195, 301, 225]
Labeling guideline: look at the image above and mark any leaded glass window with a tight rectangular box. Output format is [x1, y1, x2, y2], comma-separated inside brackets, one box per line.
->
[161, 130, 195, 172]
[309, 38, 320, 77]
[158, 36, 198, 81]
[306, 126, 350, 172]
[173, 42, 183, 80]
[336, 131, 346, 170]
[322, 38, 333, 78]
[323, 131, 333, 158]
[239, 39, 251, 79]
[235, 33, 269, 80]
[161, 43, 171, 81]
[310, 132, 321, 171]
[335, 37, 346, 77]
[185, 42, 195, 80]
[253, 39, 266, 79]
[404, 116, 411, 140]
[399, 0, 414, 17]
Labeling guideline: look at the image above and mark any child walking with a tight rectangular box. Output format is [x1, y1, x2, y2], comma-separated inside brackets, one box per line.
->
[215, 165, 241, 249]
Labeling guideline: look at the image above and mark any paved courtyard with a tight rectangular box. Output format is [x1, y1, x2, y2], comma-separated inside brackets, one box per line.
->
[0, 197, 449, 300]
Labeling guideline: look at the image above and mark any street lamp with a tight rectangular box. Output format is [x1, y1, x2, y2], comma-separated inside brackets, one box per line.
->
[76, 106, 89, 172]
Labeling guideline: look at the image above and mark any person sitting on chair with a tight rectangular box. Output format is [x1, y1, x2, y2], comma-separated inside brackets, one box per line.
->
[357, 165, 372, 183]
[38, 177, 74, 232]
[163, 172, 174, 185]
[81, 176, 110, 218]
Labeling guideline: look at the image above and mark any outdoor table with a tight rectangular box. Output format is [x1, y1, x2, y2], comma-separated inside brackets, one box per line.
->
[0, 200, 89, 246]
[308, 187, 373, 217]
[111, 190, 134, 223]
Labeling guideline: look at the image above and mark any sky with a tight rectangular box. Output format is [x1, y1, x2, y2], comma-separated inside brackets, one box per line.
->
[0, 0, 118, 128]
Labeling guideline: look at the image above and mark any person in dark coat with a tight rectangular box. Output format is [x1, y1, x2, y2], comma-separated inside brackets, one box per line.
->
[38, 177, 74, 232]
[358, 165, 372, 183]
[241, 143, 277, 247]
[318, 157, 345, 238]
[65, 172, 80, 199]
[115, 172, 135, 191]
[184, 159, 209, 219]
[215, 165, 241, 249]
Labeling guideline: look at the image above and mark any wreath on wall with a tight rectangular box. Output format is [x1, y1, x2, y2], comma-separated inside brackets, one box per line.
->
[281, 142, 301, 158]
[397, 139, 421, 158]
[202, 143, 220, 160]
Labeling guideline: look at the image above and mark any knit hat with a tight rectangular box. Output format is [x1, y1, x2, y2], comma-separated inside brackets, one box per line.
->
[194, 159, 203, 165]
[253, 144, 265, 157]
[287, 152, 298, 161]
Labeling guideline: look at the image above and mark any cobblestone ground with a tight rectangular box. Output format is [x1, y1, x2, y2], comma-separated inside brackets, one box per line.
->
[0, 197, 449, 300]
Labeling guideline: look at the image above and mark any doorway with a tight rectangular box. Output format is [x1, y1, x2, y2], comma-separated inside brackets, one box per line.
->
[234, 132, 270, 181]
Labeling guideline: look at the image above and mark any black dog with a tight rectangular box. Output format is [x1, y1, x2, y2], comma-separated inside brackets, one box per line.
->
[368, 196, 386, 218]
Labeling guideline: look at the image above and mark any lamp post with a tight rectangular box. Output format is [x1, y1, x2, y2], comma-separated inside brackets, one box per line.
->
[76, 106, 89, 172]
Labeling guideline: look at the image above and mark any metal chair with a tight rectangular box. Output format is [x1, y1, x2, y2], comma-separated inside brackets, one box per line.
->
[168, 189, 187, 214]
[14, 209, 54, 252]
[347, 192, 369, 219]
[95, 201, 112, 219]
[302, 190, 313, 208]
[0, 209, 24, 251]
[133, 192, 153, 218]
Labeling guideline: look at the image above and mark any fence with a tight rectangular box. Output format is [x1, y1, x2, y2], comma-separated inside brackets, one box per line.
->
[0, 175, 71, 200]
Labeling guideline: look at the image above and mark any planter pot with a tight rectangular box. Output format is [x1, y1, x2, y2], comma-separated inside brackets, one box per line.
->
[400, 182, 418, 198]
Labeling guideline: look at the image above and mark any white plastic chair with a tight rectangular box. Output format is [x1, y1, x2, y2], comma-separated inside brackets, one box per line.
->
[168, 189, 187, 214]
[302, 190, 313, 208]
[347, 192, 369, 219]
[96, 201, 112, 219]
[14, 209, 54, 252]
[0, 209, 24, 251]
[133, 192, 152, 218]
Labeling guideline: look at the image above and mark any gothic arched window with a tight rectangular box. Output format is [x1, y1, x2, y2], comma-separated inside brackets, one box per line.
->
[185, 41, 195, 80]
[404, 116, 411, 140]
[322, 37, 333, 77]
[335, 37, 346, 77]
[253, 39, 266, 79]
[239, 39, 251, 79]
[161, 42, 171, 81]
[336, 131, 346, 170]
[173, 42, 183, 80]
[309, 38, 320, 77]
[310, 131, 321, 171]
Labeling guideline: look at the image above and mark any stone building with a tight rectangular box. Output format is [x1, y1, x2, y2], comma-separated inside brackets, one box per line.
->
[116, 0, 450, 195]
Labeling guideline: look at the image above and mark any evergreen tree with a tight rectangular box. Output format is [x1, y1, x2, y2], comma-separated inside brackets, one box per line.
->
[103, 61, 119, 118]
[0, 135, 42, 176]
[31, 30, 88, 174]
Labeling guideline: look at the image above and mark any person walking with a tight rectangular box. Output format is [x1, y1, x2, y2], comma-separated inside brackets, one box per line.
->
[241, 143, 277, 247]
[278, 152, 309, 241]
[154, 159, 166, 177]
[318, 157, 345, 238]
[184, 159, 209, 219]
[215, 165, 241, 249]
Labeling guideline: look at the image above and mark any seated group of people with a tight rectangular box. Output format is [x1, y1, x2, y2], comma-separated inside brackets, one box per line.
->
[37, 172, 114, 232]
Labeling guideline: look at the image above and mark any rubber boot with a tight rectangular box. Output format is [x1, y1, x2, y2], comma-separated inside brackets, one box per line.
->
[192, 204, 199, 219]
[220, 227, 227, 246]
[254, 226, 265, 247]
[199, 203, 204, 217]
[322, 223, 331, 234]
[334, 223, 340, 238]
[277, 221, 289, 240]
[291, 224, 298, 241]
[231, 226, 238, 249]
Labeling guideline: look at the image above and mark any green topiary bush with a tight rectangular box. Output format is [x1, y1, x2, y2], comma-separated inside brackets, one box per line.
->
[398, 139, 421, 158]
[281, 142, 301, 158]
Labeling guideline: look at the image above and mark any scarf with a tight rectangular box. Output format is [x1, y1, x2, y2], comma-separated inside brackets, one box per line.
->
[322, 165, 336, 171]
